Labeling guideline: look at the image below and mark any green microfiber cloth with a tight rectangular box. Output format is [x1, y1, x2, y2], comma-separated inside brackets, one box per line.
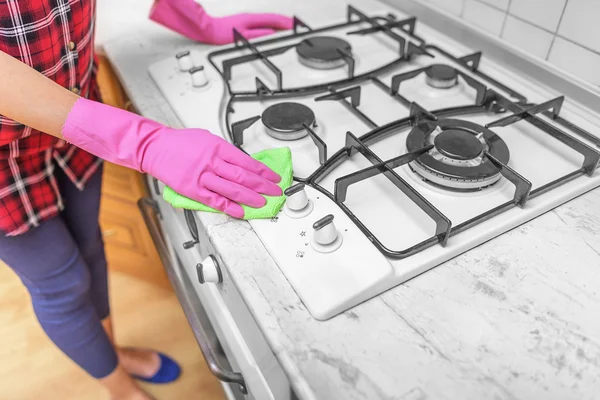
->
[162, 147, 293, 219]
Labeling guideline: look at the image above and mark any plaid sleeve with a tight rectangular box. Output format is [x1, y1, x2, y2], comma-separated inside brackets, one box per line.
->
[0, 0, 101, 236]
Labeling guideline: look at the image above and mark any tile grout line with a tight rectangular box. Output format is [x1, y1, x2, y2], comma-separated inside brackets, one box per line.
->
[556, 34, 600, 58]
[466, 0, 507, 35]
[472, 0, 561, 36]
[471, 0, 508, 13]
[506, 12, 555, 35]
[472, 0, 600, 57]
[471, 0, 586, 42]
[447, 0, 600, 59]
[499, 0, 514, 38]
[459, 0, 467, 18]
[441, 0, 599, 86]
[546, 0, 569, 60]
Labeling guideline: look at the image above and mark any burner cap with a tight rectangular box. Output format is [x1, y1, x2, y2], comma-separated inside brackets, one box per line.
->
[262, 102, 315, 141]
[434, 129, 483, 160]
[406, 119, 510, 191]
[425, 64, 459, 89]
[296, 36, 352, 70]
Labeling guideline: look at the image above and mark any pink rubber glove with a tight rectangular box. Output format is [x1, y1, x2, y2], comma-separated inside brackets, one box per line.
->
[61, 98, 282, 218]
[149, 0, 294, 45]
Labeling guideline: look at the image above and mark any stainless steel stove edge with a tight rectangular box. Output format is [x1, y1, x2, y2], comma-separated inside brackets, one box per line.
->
[140, 176, 296, 400]
[379, 0, 600, 114]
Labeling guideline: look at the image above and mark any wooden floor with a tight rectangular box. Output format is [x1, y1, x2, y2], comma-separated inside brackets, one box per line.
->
[0, 162, 226, 400]
[0, 56, 226, 400]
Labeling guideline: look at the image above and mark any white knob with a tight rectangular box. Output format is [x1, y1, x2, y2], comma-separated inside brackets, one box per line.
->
[313, 214, 338, 245]
[176, 51, 193, 71]
[196, 255, 222, 284]
[285, 183, 309, 211]
[190, 66, 208, 87]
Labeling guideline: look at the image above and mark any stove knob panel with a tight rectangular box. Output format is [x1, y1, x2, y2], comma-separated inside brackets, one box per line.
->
[196, 255, 222, 284]
[313, 214, 338, 245]
[190, 66, 209, 87]
[176, 50, 193, 71]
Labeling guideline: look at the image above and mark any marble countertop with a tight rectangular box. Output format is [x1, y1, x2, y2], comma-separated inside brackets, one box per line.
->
[100, 0, 600, 399]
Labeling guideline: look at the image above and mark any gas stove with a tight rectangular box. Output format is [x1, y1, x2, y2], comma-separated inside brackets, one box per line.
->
[148, 5, 600, 320]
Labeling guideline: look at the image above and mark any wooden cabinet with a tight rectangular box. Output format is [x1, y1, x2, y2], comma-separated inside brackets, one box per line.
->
[96, 54, 171, 290]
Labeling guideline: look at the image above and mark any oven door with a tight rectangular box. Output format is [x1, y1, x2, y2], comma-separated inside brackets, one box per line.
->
[139, 196, 247, 399]
[139, 178, 294, 400]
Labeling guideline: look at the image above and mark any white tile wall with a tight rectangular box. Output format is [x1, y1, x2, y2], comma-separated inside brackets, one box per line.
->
[548, 37, 600, 86]
[558, 0, 600, 54]
[462, 0, 506, 36]
[501, 16, 554, 59]
[479, 0, 510, 10]
[407, 0, 600, 88]
[424, 0, 465, 15]
[509, 0, 567, 31]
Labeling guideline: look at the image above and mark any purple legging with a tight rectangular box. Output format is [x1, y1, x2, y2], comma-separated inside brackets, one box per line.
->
[0, 163, 118, 378]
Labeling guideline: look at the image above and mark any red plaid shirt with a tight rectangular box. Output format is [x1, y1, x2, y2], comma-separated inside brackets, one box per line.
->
[0, 0, 102, 236]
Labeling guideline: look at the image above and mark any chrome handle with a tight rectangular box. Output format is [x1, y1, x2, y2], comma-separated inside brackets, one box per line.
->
[137, 198, 247, 394]
[183, 209, 199, 249]
[152, 177, 160, 196]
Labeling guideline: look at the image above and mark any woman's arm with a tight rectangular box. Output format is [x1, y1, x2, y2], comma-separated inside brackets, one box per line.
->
[0, 50, 78, 138]
[0, 50, 282, 218]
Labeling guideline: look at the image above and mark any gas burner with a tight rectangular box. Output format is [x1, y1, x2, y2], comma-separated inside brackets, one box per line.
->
[434, 129, 483, 161]
[261, 102, 316, 141]
[425, 64, 459, 89]
[406, 119, 510, 191]
[296, 36, 352, 70]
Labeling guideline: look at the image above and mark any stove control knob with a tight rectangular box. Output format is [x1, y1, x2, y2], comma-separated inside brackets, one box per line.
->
[196, 255, 222, 284]
[176, 50, 193, 71]
[284, 183, 314, 218]
[285, 183, 309, 211]
[190, 66, 209, 87]
[313, 214, 337, 245]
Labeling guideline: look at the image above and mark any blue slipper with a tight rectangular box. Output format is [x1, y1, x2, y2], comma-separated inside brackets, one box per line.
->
[133, 352, 181, 384]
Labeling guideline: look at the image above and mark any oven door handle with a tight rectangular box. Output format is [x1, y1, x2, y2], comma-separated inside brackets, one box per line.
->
[137, 197, 248, 394]
[183, 209, 200, 249]
[152, 177, 161, 196]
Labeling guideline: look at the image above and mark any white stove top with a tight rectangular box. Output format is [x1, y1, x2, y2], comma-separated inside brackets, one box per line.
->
[148, 6, 600, 320]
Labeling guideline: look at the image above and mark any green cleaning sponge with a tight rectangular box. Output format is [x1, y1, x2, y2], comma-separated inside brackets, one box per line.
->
[162, 147, 293, 219]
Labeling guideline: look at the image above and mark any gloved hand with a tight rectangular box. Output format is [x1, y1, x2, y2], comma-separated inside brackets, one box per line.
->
[149, 0, 294, 45]
[61, 98, 282, 218]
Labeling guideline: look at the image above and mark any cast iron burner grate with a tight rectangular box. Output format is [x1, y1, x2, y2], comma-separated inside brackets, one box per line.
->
[296, 36, 353, 70]
[314, 94, 600, 259]
[206, 5, 600, 260]
[215, 6, 430, 96]
[261, 102, 316, 141]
